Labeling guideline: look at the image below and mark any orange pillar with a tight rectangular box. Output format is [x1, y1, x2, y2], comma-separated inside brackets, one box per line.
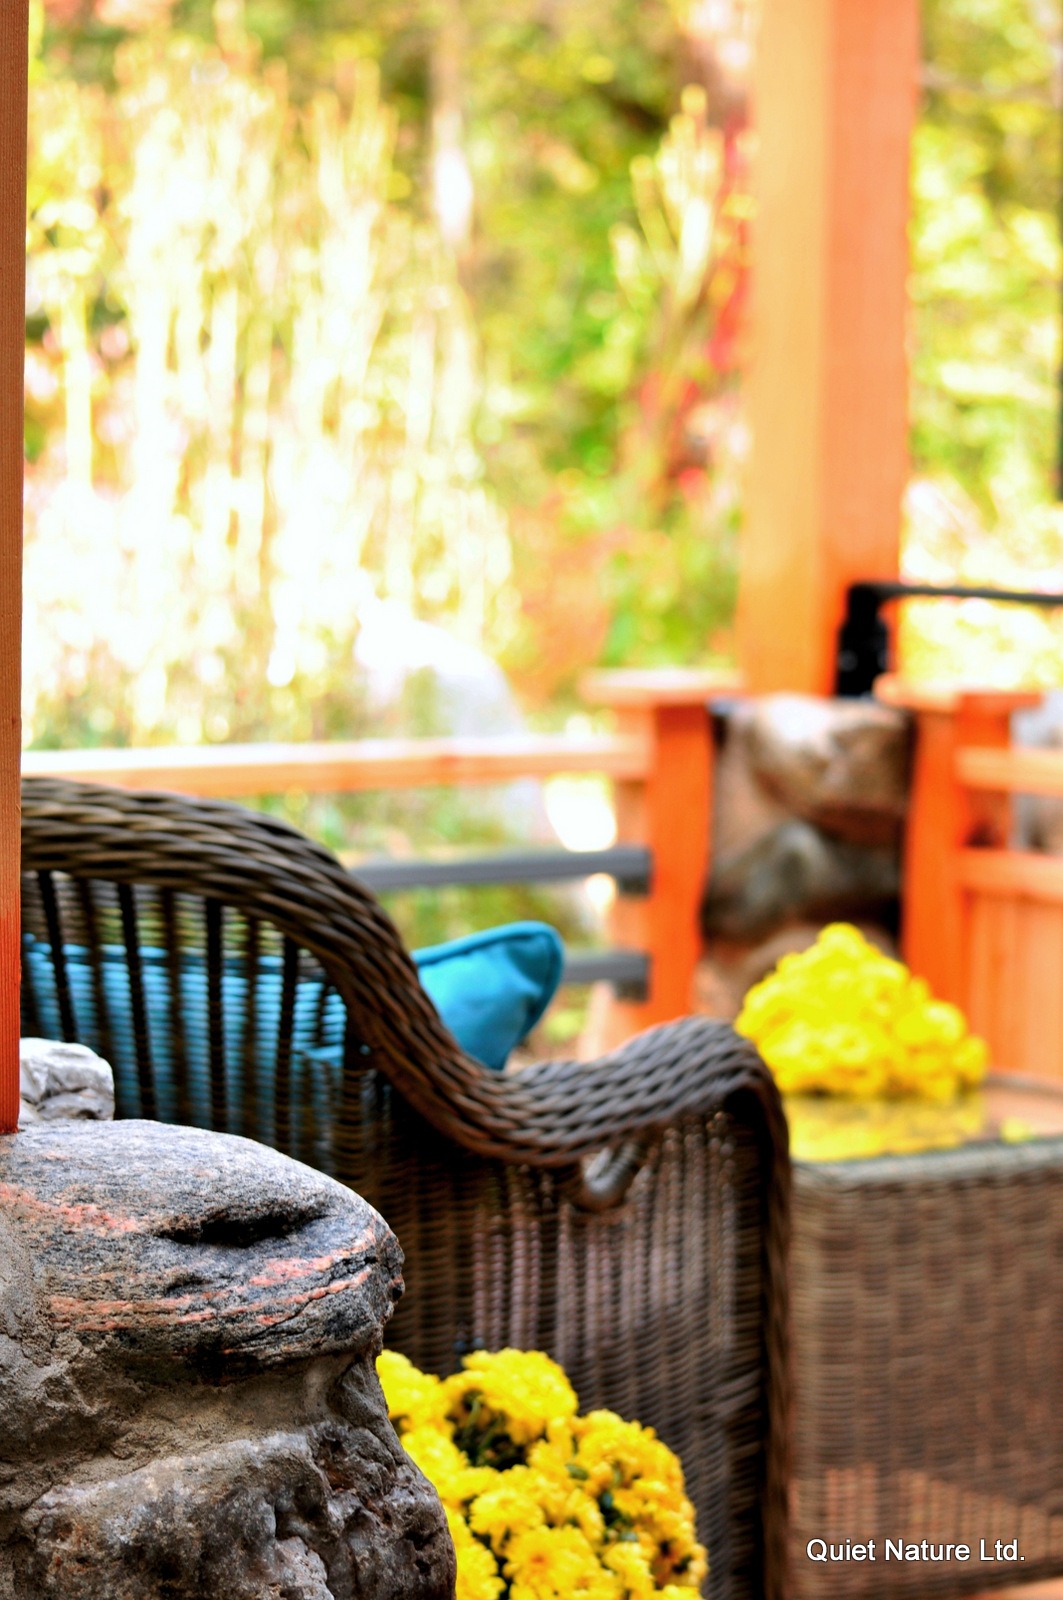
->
[582, 669, 739, 1044]
[740, 0, 918, 694]
[0, 0, 28, 1133]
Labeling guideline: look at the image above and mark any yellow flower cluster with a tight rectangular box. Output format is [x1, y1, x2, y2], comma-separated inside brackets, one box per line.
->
[785, 1090, 986, 1162]
[377, 1348, 707, 1600]
[736, 923, 988, 1101]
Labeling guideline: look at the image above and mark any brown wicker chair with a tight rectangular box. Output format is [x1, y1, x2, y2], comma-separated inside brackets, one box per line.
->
[19, 775, 790, 1600]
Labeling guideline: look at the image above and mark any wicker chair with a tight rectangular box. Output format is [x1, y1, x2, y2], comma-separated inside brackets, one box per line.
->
[19, 775, 790, 1600]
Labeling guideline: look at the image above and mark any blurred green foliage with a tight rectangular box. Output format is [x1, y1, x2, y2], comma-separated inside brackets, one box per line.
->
[27, 0, 741, 752]
[24, 0, 1063, 737]
[904, 0, 1063, 683]
[914, 0, 1061, 519]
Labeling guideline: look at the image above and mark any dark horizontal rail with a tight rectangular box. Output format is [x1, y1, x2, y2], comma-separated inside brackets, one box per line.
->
[350, 849, 652, 999]
[856, 581, 1063, 608]
[563, 950, 649, 998]
[350, 845, 652, 896]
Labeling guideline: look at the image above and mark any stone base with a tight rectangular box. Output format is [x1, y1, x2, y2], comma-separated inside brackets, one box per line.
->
[0, 1121, 454, 1600]
[18, 1038, 115, 1125]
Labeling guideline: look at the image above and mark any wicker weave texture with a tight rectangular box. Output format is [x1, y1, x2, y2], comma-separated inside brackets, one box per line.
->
[790, 1144, 1063, 1598]
[19, 776, 792, 1600]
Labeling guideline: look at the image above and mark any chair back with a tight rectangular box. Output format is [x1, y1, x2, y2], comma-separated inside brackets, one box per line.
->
[21, 777, 466, 1166]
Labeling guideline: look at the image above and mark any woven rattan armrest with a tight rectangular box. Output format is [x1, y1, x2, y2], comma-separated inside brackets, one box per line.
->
[421, 1016, 785, 1164]
[21, 777, 785, 1162]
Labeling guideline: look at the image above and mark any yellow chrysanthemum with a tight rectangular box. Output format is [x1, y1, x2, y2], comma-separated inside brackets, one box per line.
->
[448, 1349, 579, 1449]
[506, 1525, 615, 1598]
[446, 1508, 506, 1600]
[573, 1412, 685, 1497]
[526, 1422, 580, 1485]
[377, 1348, 449, 1432]
[736, 922, 988, 1104]
[602, 1538, 656, 1595]
[379, 1347, 706, 1597]
[785, 1090, 986, 1161]
[469, 1469, 547, 1547]
[400, 1425, 495, 1507]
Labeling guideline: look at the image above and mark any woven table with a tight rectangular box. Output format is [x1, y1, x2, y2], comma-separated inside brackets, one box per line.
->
[789, 1077, 1063, 1600]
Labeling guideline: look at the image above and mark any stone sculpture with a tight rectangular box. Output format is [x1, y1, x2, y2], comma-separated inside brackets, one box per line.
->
[0, 1118, 455, 1600]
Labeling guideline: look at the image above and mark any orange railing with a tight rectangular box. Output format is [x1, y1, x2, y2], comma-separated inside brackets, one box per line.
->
[21, 733, 648, 795]
[23, 668, 1063, 1080]
[880, 677, 1063, 1080]
[23, 670, 736, 1047]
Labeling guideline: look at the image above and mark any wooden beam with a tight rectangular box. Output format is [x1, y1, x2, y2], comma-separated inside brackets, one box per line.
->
[21, 732, 651, 796]
[958, 746, 1063, 798]
[958, 849, 1063, 906]
[740, 0, 918, 693]
[0, 0, 28, 1135]
[876, 674, 1041, 717]
[580, 667, 743, 707]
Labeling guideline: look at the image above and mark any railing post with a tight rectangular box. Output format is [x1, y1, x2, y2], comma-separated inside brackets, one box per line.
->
[876, 678, 1039, 1008]
[741, 0, 916, 694]
[0, 0, 29, 1135]
[582, 670, 738, 1046]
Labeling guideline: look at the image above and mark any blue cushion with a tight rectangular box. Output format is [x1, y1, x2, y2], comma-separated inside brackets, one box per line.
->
[413, 921, 564, 1072]
[21, 920, 563, 1126]
[21, 936, 335, 1133]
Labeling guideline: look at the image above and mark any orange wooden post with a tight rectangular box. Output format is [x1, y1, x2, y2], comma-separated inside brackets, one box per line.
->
[582, 670, 739, 1045]
[740, 0, 918, 694]
[876, 679, 1039, 1007]
[0, 0, 28, 1134]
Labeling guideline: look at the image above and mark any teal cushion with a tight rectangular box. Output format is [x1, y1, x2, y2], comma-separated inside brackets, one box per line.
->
[21, 935, 337, 1132]
[21, 919, 563, 1124]
[413, 921, 564, 1072]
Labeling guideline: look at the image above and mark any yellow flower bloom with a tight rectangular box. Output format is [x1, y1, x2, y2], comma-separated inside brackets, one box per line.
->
[506, 1525, 614, 1598]
[469, 1469, 546, 1547]
[377, 1348, 449, 1431]
[400, 1426, 495, 1507]
[572, 1411, 686, 1498]
[447, 1348, 579, 1452]
[736, 922, 988, 1104]
[378, 1348, 705, 1597]
[954, 1033, 989, 1085]
[603, 1539, 655, 1595]
[446, 1509, 505, 1600]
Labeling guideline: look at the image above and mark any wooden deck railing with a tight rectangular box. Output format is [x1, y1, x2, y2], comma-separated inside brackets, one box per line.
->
[21, 732, 649, 795]
[23, 669, 737, 1044]
[879, 676, 1063, 1080]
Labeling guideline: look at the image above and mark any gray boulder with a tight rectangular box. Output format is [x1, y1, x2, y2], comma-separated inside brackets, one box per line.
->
[18, 1038, 114, 1126]
[704, 818, 901, 940]
[742, 694, 911, 847]
[0, 1120, 454, 1600]
[354, 597, 552, 842]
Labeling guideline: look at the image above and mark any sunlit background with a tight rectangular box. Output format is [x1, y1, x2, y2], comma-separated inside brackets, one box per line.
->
[22, 0, 1063, 805]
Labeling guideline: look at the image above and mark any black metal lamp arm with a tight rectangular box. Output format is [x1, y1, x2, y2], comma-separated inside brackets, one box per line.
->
[834, 581, 1063, 698]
